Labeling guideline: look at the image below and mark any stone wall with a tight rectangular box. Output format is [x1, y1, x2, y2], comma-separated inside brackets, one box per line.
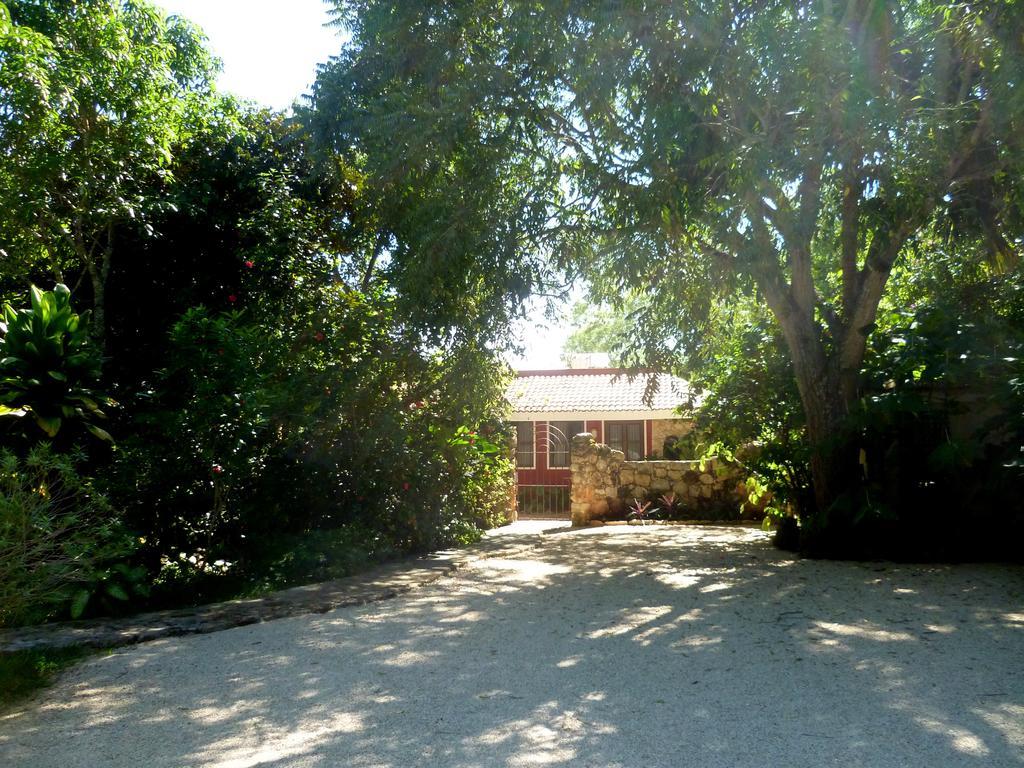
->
[569, 432, 752, 526]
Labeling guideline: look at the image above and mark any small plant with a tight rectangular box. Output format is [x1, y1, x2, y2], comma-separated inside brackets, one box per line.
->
[658, 492, 680, 518]
[0, 284, 112, 441]
[627, 498, 659, 525]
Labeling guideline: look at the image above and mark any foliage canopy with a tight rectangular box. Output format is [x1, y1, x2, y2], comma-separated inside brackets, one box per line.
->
[316, 0, 1024, 530]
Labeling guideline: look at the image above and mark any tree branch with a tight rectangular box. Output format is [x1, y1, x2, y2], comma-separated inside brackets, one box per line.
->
[840, 173, 861, 317]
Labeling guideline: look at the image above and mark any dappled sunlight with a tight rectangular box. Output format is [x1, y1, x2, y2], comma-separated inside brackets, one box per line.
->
[976, 704, 1024, 750]
[2, 525, 1022, 767]
[670, 634, 723, 649]
[376, 649, 443, 668]
[810, 620, 917, 643]
[653, 571, 701, 588]
[698, 580, 736, 593]
[888, 703, 992, 759]
[197, 710, 366, 768]
[923, 623, 957, 635]
[585, 605, 673, 639]
[471, 557, 573, 583]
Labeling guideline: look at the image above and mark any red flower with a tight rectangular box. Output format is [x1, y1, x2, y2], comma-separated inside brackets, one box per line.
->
[211, 464, 223, 475]
[228, 294, 238, 303]
[244, 260, 255, 269]
[314, 331, 325, 342]
[402, 482, 410, 491]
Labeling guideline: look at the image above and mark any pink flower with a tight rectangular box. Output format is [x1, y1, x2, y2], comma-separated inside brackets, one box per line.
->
[244, 260, 254, 269]
[211, 464, 223, 475]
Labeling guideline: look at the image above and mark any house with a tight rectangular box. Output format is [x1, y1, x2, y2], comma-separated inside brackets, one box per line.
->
[506, 367, 698, 516]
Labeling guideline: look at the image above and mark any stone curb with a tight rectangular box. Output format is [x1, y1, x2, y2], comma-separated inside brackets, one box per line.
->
[0, 532, 546, 654]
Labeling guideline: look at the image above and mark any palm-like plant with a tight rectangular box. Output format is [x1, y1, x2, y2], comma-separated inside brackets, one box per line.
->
[0, 284, 112, 440]
[627, 498, 659, 525]
[659, 492, 680, 519]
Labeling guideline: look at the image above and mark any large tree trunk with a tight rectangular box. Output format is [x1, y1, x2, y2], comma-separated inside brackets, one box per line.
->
[790, 350, 856, 518]
[772, 304, 862, 525]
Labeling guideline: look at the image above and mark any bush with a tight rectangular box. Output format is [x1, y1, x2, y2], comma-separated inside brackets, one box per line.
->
[0, 446, 138, 626]
[807, 271, 1024, 559]
[681, 296, 812, 519]
[0, 284, 112, 446]
[106, 288, 515, 601]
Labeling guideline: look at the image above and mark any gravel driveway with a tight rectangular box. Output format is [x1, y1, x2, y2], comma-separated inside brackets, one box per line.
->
[2, 524, 1023, 767]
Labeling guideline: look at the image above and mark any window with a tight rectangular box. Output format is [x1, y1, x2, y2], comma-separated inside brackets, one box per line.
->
[514, 422, 535, 467]
[547, 420, 584, 468]
[606, 421, 644, 460]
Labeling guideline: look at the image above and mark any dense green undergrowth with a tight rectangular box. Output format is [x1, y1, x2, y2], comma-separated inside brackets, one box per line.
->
[0, 0, 517, 632]
[0, 648, 94, 711]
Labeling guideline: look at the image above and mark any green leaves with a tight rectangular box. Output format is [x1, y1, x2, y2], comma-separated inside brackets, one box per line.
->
[0, 0, 221, 344]
[68, 590, 91, 620]
[0, 284, 113, 442]
[0, 444, 136, 626]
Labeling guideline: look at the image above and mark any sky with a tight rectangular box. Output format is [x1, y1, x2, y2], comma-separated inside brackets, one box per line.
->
[157, 0, 574, 368]
[158, 0, 341, 110]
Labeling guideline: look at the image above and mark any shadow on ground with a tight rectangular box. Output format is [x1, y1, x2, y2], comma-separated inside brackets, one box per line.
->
[2, 525, 1023, 767]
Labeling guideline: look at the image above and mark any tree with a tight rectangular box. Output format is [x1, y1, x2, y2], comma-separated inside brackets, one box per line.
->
[0, 0, 218, 348]
[561, 295, 644, 366]
[315, 1, 1024, 528]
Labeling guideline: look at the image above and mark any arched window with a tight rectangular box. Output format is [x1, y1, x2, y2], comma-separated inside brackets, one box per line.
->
[547, 421, 584, 468]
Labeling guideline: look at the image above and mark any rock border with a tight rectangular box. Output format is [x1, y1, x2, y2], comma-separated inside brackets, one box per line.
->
[0, 531, 545, 654]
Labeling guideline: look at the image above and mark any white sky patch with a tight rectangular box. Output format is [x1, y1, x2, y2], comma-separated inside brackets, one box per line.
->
[158, 0, 581, 365]
[507, 285, 583, 369]
[157, 0, 343, 111]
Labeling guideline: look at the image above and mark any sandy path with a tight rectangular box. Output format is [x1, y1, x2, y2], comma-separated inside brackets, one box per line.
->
[2, 524, 1023, 767]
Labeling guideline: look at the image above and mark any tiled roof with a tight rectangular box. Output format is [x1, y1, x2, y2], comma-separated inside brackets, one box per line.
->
[507, 369, 699, 415]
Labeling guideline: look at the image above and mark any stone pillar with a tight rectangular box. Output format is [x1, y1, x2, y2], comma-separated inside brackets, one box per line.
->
[569, 433, 595, 526]
[505, 425, 518, 523]
[570, 432, 624, 526]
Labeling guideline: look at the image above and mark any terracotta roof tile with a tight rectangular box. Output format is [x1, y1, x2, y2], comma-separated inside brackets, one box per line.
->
[507, 370, 699, 414]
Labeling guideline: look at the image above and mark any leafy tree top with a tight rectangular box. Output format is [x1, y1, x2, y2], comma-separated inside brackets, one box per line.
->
[313, 0, 1024, 514]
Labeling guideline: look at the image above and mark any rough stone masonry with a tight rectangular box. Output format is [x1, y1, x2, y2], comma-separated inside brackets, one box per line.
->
[568, 432, 754, 526]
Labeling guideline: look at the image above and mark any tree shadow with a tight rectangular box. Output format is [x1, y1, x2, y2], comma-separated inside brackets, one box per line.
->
[1, 526, 1023, 767]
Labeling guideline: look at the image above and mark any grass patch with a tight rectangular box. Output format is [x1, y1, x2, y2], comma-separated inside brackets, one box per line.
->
[0, 647, 92, 711]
